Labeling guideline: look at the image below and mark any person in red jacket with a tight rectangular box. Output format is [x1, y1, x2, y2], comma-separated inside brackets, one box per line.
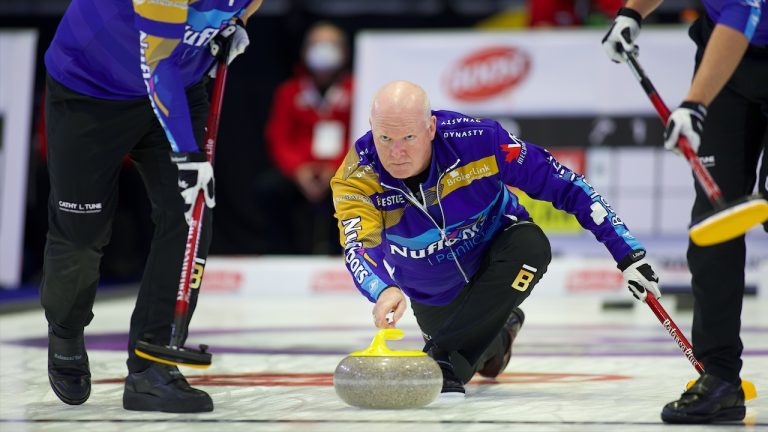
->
[528, 0, 622, 26]
[262, 22, 352, 254]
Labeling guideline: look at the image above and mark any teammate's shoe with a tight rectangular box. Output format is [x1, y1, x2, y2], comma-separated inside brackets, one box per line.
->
[427, 347, 465, 396]
[123, 363, 213, 413]
[48, 326, 91, 405]
[661, 373, 745, 424]
[478, 307, 525, 378]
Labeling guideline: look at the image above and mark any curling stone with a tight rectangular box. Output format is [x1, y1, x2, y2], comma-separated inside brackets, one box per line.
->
[333, 328, 442, 409]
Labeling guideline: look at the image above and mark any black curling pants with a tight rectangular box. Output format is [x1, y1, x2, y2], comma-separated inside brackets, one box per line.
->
[412, 222, 551, 383]
[41, 75, 213, 373]
[686, 17, 768, 384]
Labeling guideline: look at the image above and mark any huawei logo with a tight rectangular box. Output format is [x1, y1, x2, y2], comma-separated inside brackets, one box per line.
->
[444, 46, 531, 101]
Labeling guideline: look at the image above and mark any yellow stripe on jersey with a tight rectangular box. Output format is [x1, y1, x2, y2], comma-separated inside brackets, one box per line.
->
[332, 149, 387, 250]
[142, 35, 181, 74]
[133, 0, 189, 24]
[153, 92, 170, 117]
[440, 155, 499, 197]
[382, 206, 405, 230]
[363, 252, 378, 267]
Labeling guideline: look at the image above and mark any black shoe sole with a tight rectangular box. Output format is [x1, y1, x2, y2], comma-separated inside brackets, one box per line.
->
[661, 406, 746, 424]
[123, 392, 213, 413]
[48, 375, 90, 405]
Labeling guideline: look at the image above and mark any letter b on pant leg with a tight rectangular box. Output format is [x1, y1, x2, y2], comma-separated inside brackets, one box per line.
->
[511, 264, 537, 292]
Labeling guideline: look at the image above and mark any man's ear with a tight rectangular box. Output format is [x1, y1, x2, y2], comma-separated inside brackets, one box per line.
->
[428, 115, 437, 139]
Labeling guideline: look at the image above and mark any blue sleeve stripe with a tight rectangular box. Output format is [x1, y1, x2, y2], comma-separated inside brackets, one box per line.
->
[365, 275, 389, 300]
[572, 177, 593, 195]
[500, 184, 519, 208]
[147, 82, 180, 152]
[153, 110, 180, 152]
[612, 224, 645, 250]
[572, 176, 644, 252]
[345, 246, 397, 301]
[744, 5, 761, 41]
[133, 15, 185, 39]
[357, 258, 390, 299]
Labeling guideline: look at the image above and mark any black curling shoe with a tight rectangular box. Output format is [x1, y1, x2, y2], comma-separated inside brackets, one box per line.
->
[661, 373, 746, 424]
[478, 307, 525, 378]
[123, 363, 213, 413]
[427, 347, 465, 397]
[48, 327, 91, 405]
[437, 359, 466, 396]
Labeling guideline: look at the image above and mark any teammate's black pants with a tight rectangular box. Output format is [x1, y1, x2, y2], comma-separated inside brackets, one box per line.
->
[41, 75, 213, 373]
[687, 17, 768, 384]
[412, 222, 551, 383]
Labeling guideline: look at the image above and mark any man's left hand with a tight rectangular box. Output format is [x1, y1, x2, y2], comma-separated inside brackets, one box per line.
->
[664, 101, 707, 156]
[618, 251, 660, 303]
[210, 19, 249, 65]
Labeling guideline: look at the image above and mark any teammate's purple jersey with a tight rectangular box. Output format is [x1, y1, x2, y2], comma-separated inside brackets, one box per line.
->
[45, 0, 250, 153]
[703, 0, 768, 44]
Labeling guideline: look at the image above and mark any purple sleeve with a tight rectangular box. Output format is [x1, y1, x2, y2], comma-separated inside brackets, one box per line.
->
[708, 0, 764, 41]
[491, 122, 644, 263]
[134, 5, 200, 153]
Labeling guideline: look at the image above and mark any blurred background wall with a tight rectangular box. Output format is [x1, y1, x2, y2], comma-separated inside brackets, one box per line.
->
[0, 0, 713, 292]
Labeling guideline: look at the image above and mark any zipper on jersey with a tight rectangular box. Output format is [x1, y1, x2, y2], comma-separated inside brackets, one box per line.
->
[434, 160, 469, 283]
[380, 158, 469, 284]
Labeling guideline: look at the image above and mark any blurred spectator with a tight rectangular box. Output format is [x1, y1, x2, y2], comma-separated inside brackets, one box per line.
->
[529, 0, 622, 27]
[260, 22, 352, 254]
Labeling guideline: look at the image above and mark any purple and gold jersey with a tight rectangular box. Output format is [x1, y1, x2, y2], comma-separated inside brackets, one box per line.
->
[703, 0, 768, 44]
[332, 110, 644, 306]
[45, 0, 250, 153]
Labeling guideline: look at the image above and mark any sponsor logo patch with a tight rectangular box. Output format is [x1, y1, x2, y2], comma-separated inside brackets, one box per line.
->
[372, 191, 407, 210]
[388, 214, 489, 263]
[443, 46, 531, 101]
[500, 135, 527, 164]
[341, 217, 371, 285]
[441, 156, 498, 196]
[442, 129, 485, 139]
[500, 143, 522, 163]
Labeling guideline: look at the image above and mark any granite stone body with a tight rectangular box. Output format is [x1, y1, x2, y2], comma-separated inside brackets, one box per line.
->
[334, 355, 442, 409]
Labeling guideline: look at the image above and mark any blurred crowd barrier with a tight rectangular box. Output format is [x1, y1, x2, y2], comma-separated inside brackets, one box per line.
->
[0, 1, 716, 290]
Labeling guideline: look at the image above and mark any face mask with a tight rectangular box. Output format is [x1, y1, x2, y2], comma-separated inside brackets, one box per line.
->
[305, 42, 343, 73]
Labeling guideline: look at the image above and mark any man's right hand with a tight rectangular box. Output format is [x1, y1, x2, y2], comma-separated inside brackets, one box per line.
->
[372, 287, 407, 329]
[171, 152, 215, 225]
[602, 7, 642, 63]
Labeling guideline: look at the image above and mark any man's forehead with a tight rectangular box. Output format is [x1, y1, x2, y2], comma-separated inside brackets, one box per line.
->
[372, 114, 424, 129]
[373, 123, 424, 136]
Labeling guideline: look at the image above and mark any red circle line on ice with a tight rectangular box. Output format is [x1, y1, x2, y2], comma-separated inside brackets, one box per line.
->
[94, 372, 629, 387]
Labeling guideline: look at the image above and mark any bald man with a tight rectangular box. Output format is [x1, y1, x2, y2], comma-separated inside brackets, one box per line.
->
[331, 81, 660, 397]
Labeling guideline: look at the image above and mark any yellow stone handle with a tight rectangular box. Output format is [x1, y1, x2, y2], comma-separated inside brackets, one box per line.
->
[349, 328, 427, 357]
